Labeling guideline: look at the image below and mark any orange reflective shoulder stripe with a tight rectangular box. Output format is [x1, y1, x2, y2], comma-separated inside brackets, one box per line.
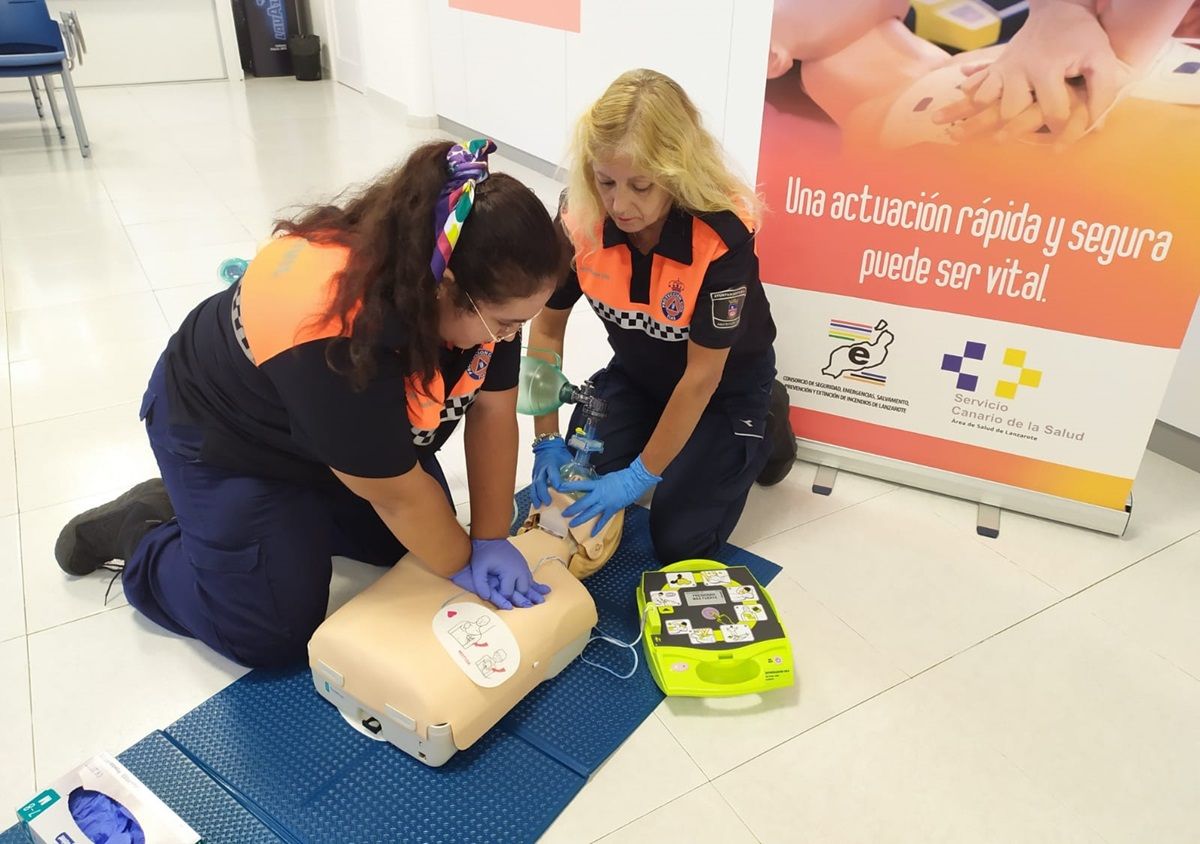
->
[406, 371, 445, 442]
[406, 343, 498, 445]
[238, 237, 353, 365]
[573, 211, 743, 335]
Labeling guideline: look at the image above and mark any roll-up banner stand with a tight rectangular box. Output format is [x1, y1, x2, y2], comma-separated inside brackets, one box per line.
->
[758, 3, 1200, 535]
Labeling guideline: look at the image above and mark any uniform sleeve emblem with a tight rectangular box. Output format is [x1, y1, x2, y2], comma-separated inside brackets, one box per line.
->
[467, 347, 493, 380]
[711, 286, 747, 330]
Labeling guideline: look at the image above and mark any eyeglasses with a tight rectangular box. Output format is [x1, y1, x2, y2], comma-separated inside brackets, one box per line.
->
[463, 290, 540, 343]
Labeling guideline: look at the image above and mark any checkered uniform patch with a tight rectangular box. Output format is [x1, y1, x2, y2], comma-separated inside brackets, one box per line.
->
[587, 297, 690, 342]
[411, 391, 479, 446]
[230, 282, 256, 365]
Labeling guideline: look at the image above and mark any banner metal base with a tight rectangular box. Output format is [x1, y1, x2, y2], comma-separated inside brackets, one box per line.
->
[976, 503, 1002, 539]
[795, 440, 1133, 537]
[812, 465, 838, 497]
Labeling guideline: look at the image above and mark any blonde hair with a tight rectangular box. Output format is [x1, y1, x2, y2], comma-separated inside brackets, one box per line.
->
[566, 68, 763, 250]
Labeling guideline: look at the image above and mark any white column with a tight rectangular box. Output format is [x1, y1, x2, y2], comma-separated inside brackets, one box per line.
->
[398, 0, 436, 119]
[213, 0, 245, 82]
[358, 0, 435, 119]
[1160, 305, 1200, 436]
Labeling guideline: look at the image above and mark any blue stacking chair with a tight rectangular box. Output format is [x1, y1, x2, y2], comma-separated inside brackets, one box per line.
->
[27, 75, 43, 117]
[0, 0, 90, 157]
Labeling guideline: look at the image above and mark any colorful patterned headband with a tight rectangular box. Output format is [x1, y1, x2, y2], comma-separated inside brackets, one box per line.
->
[430, 138, 497, 284]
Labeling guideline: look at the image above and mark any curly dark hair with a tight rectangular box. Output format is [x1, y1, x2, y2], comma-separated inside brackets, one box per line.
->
[274, 140, 564, 387]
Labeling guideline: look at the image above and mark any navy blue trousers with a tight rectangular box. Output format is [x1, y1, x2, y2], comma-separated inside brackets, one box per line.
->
[569, 359, 774, 563]
[123, 357, 451, 668]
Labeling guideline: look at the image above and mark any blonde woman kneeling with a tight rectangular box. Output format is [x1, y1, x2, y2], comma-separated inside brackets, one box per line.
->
[528, 69, 796, 563]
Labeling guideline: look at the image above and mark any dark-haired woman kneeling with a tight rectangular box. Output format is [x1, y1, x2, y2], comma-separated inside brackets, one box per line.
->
[54, 140, 564, 668]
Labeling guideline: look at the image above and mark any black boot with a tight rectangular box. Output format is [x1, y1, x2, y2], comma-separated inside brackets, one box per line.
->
[55, 479, 174, 576]
[757, 380, 797, 487]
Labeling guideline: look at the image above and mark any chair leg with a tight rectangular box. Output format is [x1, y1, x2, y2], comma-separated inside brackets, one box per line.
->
[28, 77, 44, 119]
[42, 76, 66, 140]
[58, 64, 91, 158]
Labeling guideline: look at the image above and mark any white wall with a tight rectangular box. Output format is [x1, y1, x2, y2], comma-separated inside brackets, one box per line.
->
[313, 0, 435, 116]
[0, 0, 226, 92]
[213, 0, 244, 82]
[427, 0, 773, 179]
[305, 0, 332, 72]
[362, 0, 435, 114]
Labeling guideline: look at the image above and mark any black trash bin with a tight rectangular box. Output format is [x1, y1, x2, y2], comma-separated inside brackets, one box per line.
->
[289, 34, 322, 81]
[232, 0, 293, 77]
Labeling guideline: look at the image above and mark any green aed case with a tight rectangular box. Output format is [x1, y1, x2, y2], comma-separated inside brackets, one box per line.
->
[637, 560, 794, 697]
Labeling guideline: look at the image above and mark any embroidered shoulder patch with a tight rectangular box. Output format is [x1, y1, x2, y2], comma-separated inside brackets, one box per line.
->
[711, 287, 747, 330]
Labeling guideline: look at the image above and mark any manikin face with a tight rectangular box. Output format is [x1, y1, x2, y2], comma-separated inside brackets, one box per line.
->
[592, 153, 673, 237]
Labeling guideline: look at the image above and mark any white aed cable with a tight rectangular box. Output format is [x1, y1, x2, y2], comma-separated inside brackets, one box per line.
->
[580, 603, 656, 681]
[538, 554, 653, 681]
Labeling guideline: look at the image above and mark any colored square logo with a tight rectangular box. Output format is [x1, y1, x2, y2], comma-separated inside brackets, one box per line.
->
[942, 341, 987, 393]
[1003, 348, 1026, 368]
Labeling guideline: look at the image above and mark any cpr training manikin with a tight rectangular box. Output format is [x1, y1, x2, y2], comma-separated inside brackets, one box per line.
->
[308, 489, 622, 766]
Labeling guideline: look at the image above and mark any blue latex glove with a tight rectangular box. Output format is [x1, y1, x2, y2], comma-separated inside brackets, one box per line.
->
[531, 436, 573, 509]
[450, 539, 552, 610]
[451, 570, 502, 596]
[68, 787, 145, 844]
[560, 456, 662, 536]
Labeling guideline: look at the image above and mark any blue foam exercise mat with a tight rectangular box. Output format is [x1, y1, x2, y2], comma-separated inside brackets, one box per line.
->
[2, 494, 783, 844]
[1, 732, 282, 844]
[287, 729, 583, 843]
[156, 496, 782, 842]
[164, 669, 585, 844]
[119, 732, 285, 843]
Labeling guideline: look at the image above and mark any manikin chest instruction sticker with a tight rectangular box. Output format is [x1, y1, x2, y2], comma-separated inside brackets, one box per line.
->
[433, 603, 521, 688]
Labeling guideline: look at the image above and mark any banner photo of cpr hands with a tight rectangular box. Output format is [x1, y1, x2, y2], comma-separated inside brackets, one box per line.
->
[759, 0, 1200, 530]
